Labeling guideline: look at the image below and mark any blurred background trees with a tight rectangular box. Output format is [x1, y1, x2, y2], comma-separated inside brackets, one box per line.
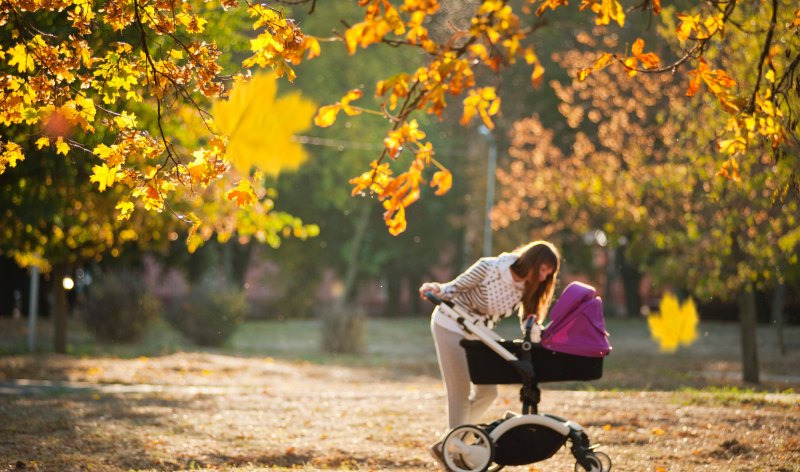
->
[0, 1, 797, 384]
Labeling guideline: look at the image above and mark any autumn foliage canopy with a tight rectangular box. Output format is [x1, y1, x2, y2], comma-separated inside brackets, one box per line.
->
[1, 0, 798, 256]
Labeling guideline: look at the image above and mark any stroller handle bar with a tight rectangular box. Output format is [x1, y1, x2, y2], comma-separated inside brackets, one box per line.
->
[427, 291, 533, 345]
[425, 291, 519, 364]
[423, 291, 453, 308]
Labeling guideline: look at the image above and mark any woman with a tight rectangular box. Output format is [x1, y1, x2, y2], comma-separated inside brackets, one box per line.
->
[419, 240, 561, 466]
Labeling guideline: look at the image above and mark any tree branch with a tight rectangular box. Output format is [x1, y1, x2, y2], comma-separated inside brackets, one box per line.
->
[747, 0, 778, 114]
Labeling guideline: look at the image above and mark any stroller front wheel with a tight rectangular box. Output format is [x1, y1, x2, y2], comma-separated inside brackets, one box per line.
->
[442, 424, 495, 472]
[574, 451, 612, 472]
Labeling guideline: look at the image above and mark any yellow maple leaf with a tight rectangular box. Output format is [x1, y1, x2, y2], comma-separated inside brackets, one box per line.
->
[0, 141, 25, 173]
[115, 201, 135, 221]
[211, 72, 316, 176]
[90, 163, 120, 192]
[93, 143, 125, 167]
[7, 43, 35, 73]
[648, 292, 699, 353]
[55, 137, 70, 156]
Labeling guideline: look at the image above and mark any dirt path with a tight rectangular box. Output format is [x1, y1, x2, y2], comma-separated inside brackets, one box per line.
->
[1, 353, 799, 471]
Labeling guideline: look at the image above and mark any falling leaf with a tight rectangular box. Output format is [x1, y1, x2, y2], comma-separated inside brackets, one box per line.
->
[647, 292, 699, 353]
[211, 73, 316, 176]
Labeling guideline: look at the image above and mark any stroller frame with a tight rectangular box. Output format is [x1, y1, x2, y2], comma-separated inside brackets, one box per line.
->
[427, 293, 612, 472]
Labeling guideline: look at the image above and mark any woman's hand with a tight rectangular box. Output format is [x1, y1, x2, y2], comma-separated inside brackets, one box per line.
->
[419, 282, 441, 299]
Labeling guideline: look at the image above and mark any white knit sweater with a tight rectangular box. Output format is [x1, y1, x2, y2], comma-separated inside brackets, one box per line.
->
[432, 252, 525, 333]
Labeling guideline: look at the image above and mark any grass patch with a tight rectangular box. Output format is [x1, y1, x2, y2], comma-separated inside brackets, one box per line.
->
[676, 385, 798, 407]
[2, 316, 799, 391]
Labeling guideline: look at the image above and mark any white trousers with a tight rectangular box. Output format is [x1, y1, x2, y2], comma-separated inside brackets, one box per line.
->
[431, 309, 498, 430]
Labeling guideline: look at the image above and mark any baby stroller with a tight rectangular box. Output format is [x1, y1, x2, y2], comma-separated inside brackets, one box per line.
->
[425, 281, 612, 472]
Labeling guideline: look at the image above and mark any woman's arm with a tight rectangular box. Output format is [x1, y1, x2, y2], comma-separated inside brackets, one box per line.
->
[419, 258, 491, 301]
[438, 258, 490, 298]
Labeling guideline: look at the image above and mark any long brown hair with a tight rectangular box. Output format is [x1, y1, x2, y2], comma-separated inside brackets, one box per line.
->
[510, 240, 561, 322]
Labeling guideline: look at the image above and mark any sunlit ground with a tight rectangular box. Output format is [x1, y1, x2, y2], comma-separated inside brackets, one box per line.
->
[1, 316, 799, 471]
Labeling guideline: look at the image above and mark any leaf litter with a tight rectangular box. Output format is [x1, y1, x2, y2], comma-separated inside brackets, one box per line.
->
[0, 352, 798, 471]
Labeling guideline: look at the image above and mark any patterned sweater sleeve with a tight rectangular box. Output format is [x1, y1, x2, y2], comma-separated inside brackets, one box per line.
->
[437, 258, 490, 300]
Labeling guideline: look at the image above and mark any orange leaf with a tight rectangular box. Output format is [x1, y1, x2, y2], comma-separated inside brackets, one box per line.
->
[225, 180, 258, 207]
[341, 89, 363, 116]
[631, 38, 645, 56]
[676, 13, 700, 42]
[536, 0, 568, 16]
[632, 39, 660, 69]
[384, 130, 404, 158]
[590, 0, 626, 27]
[652, 0, 661, 14]
[593, 52, 613, 71]
[302, 36, 321, 60]
[431, 168, 452, 196]
[349, 160, 392, 196]
[384, 203, 407, 236]
[344, 22, 367, 55]
[706, 69, 737, 94]
[531, 63, 545, 88]
[416, 142, 434, 164]
[624, 57, 638, 77]
[686, 69, 703, 96]
[314, 104, 341, 128]
[716, 157, 741, 182]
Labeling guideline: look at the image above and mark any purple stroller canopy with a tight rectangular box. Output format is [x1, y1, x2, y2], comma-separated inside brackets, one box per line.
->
[541, 282, 612, 358]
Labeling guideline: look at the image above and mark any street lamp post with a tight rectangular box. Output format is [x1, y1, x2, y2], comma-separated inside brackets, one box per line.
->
[478, 125, 497, 257]
[28, 266, 39, 352]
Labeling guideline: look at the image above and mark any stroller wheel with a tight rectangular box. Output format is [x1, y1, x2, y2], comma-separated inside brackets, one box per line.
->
[442, 424, 495, 472]
[574, 451, 612, 472]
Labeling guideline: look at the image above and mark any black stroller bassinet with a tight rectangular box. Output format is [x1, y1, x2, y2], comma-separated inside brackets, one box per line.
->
[426, 281, 612, 472]
[460, 339, 603, 385]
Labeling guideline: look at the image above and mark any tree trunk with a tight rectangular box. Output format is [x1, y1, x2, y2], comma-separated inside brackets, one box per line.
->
[229, 242, 253, 287]
[738, 286, 760, 384]
[408, 272, 423, 316]
[52, 264, 69, 354]
[604, 247, 618, 316]
[771, 282, 786, 355]
[187, 241, 217, 283]
[383, 265, 401, 317]
[341, 202, 371, 307]
[618, 247, 642, 318]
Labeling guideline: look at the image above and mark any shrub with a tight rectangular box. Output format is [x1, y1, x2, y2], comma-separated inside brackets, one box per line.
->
[82, 270, 161, 343]
[320, 303, 367, 354]
[167, 277, 248, 347]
